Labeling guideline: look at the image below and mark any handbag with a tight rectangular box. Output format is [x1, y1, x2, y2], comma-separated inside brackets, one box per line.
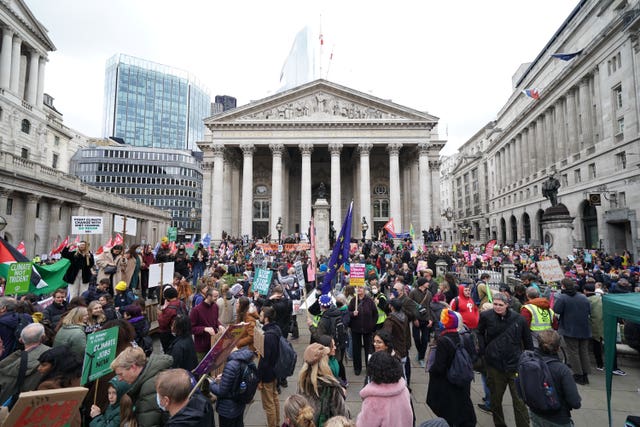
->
[103, 265, 117, 274]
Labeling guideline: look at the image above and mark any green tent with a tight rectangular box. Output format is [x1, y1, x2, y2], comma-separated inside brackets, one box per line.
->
[602, 293, 640, 426]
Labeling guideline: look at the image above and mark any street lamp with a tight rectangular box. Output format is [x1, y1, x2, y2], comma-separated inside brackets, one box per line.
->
[361, 217, 369, 242]
[276, 217, 283, 243]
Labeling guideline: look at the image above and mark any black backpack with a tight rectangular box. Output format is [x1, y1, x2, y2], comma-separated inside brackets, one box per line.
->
[516, 350, 562, 413]
[268, 332, 297, 379]
[330, 314, 349, 350]
[231, 360, 260, 404]
[442, 335, 475, 386]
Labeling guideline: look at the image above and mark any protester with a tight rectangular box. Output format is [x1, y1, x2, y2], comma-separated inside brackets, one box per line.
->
[217, 283, 237, 326]
[122, 304, 152, 356]
[282, 394, 316, 427]
[140, 244, 155, 300]
[0, 296, 33, 359]
[348, 286, 377, 376]
[451, 283, 479, 329]
[157, 286, 186, 352]
[114, 281, 134, 311]
[235, 296, 260, 351]
[191, 243, 209, 287]
[96, 244, 123, 291]
[408, 277, 433, 368]
[209, 347, 256, 426]
[155, 368, 215, 426]
[85, 300, 107, 334]
[37, 345, 83, 389]
[99, 294, 119, 321]
[258, 306, 281, 427]
[192, 280, 208, 308]
[61, 241, 95, 299]
[89, 378, 131, 427]
[169, 314, 198, 371]
[189, 287, 221, 360]
[82, 278, 110, 305]
[52, 306, 88, 358]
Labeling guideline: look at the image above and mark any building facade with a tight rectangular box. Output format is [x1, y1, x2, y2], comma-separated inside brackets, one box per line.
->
[102, 54, 211, 151]
[446, 0, 640, 258]
[198, 80, 445, 244]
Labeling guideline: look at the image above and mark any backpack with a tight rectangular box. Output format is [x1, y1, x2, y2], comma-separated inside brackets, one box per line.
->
[271, 334, 297, 379]
[516, 350, 562, 413]
[231, 360, 260, 404]
[470, 283, 482, 306]
[330, 314, 349, 350]
[168, 301, 188, 316]
[442, 335, 475, 386]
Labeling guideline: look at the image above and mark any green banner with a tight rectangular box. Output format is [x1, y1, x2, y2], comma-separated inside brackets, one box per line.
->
[167, 227, 178, 242]
[81, 326, 119, 385]
[252, 268, 273, 296]
[5, 262, 32, 295]
[32, 258, 71, 295]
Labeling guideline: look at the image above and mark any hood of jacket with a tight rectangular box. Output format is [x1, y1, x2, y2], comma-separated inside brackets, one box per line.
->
[109, 377, 131, 401]
[323, 306, 343, 320]
[359, 377, 407, 399]
[227, 348, 255, 363]
[526, 297, 551, 310]
[390, 310, 407, 324]
[169, 393, 213, 425]
[128, 353, 173, 398]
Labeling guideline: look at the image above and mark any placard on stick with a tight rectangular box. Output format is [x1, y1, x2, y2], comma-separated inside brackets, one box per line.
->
[350, 263, 365, 287]
[81, 326, 119, 385]
[536, 259, 565, 283]
[193, 324, 246, 375]
[1, 387, 88, 427]
[252, 268, 273, 296]
[5, 262, 32, 295]
[148, 262, 175, 288]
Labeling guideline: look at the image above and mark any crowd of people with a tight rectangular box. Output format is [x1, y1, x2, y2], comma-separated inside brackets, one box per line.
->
[0, 234, 637, 427]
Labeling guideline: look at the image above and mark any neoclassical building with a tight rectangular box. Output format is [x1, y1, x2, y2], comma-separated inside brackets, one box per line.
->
[198, 80, 445, 243]
[444, 0, 640, 258]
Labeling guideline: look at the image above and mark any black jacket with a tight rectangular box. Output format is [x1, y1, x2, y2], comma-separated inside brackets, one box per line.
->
[166, 392, 214, 427]
[258, 322, 281, 383]
[477, 308, 533, 372]
[531, 351, 581, 424]
[264, 296, 291, 337]
[169, 336, 198, 372]
[310, 306, 343, 343]
[61, 247, 95, 284]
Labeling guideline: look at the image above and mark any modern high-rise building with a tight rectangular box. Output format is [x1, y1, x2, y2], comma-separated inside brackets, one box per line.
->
[102, 54, 211, 151]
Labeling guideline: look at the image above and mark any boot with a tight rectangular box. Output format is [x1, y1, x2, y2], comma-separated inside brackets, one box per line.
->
[582, 374, 589, 385]
[573, 374, 586, 385]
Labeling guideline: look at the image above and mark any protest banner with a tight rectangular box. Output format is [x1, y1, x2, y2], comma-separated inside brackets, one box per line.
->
[252, 268, 273, 295]
[2, 387, 88, 427]
[81, 326, 119, 385]
[575, 264, 584, 274]
[5, 262, 32, 295]
[113, 215, 137, 236]
[537, 259, 565, 282]
[148, 262, 174, 288]
[71, 216, 103, 235]
[294, 261, 306, 284]
[350, 263, 365, 287]
[417, 260, 428, 272]
[193, 324, 246, 375]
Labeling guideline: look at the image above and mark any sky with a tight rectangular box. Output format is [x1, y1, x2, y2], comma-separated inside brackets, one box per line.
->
[27, 0, 579, 155]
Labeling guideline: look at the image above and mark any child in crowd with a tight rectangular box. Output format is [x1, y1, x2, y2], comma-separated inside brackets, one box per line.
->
[89, 378, 130, 427]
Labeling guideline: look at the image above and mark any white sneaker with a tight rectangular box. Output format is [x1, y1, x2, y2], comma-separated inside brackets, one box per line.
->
[612, 369, 627, 376]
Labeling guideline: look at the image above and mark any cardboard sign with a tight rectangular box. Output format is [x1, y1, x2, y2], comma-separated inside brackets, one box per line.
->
[167, 227, 178, 242]
[254, 322, 265, 357]
[193, 324, 246, 375]
[537, 259, 565, 283]
[81, 326, 119, 384]
[148, 262, 175, 288]
[113, 215, 137, 236]
[350, 263, 365, 287]
[5, 262, 32, 295]
[294, 261, 306, 284]
[2, 387, 88, 427]
[252, 268, 273, 295]
[575, 264, 584, 274]
[71, 216, 103, 235]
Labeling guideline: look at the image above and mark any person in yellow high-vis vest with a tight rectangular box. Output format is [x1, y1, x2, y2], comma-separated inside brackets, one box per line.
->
[519, 287, 558, 347]
[370, 281, 388, 329]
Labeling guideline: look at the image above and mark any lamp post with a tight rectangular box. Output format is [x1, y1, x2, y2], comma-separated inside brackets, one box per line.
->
[361, 217, 369, 242]
[276, 217, 283, 243]
[189, 208, 198, 241]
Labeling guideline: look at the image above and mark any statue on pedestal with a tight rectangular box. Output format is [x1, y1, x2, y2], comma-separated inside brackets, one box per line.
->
[317, 182, 326, 199]
[542, 173, 561, 207]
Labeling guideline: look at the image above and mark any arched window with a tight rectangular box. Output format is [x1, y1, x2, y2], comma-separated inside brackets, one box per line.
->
[21, 119, 30, 134]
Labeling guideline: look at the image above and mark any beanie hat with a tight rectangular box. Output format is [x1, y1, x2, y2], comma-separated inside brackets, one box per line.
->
[439, 308, 459, 331]
[161, 236, 169, 244]
[115, 281, 127, 292]
[163, 286, 178, 299]
[303, 343, 330, 365]
[319, 294, 332, 308]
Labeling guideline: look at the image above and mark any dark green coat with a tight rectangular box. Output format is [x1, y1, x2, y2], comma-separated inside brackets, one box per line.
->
[127, 354, 173, 427]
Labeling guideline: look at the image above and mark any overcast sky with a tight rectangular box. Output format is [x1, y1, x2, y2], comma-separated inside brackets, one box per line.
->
[27, 0, 578, 155]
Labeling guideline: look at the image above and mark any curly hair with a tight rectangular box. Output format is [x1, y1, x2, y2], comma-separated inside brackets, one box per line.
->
[366, 350, 403, 384]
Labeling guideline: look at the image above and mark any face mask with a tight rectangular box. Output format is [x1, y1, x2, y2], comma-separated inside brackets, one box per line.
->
[392, 289, 399, 298]
[372, 289, 378, 295]
[156, 393, 167, 411]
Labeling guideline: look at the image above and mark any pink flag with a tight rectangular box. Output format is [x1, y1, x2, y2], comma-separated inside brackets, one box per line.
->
[307, 217, 317, 282]
[485, 239, 497, 258]
[113, 234, 124, 246]
[16, 241, 26, 255]
[68, 235, 81, 251]
[383, 218, 396, 238]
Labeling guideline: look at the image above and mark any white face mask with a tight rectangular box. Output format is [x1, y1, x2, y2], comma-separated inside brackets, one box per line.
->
[372, 289, 378, 295]
[156, 393, 167, 411]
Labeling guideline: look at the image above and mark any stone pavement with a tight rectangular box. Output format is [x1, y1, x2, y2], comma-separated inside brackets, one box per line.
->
[239, 326, 640, 426]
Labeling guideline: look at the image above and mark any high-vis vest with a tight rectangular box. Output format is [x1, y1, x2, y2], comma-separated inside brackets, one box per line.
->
[523, 304, 554, 331]
[375, 295, 387, 324]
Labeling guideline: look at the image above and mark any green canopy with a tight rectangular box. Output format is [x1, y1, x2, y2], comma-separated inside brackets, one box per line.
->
[602, 293, 640, 427]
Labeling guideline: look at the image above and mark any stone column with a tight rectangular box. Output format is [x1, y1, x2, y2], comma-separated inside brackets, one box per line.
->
[200, 162, 213, 237]
[536, 118, 545, 170]
[229, 154, 241, 236]
[521, 130, 529, 179]
[0, 28, 13, 89]
[9, 36, 20, 94]
[240, 144, 255, 238]
[299, 143, 314, 237]
[328, 143, 343, 227]
[358, 143, 373, 239]
[387, 142, 403, 232]
[510, 141, 517, 183]
[592, 67, 602, 142]
[0, 189, 11, 219]
[270, 143, 285, 239]
[501, 147, 507, 188]
[566, 88, 579, 156]
[26, 50, 39, 104]
[514, 136, 522, 181]
[494, 152, 501, 192]
[555, 98, 567, 160]
[24, 195, 40, 257]
[579, 76, 593, 147]
[544, 110, 555, 165]
[49, 199, 63, 245]
[211, 145, 225, 241]
[418, 143, 432, 233]
[36, 57, 45, 108]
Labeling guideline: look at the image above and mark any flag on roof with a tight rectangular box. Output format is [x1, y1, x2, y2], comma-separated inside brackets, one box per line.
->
[321, 201, 353, 294]
[522, 88, 540, 100]
[551, 49, 583, 61]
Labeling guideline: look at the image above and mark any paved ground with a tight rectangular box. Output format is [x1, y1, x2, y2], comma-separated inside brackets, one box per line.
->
[238, 326, 640, 426]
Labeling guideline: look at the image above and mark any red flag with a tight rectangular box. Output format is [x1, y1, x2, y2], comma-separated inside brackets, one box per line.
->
[16, 241, 26, 255]
[95, 245, 104, 255]
[383, 218, 396, 238]
[51, 236, 69, 255]
[113, 234, 124, 246]
[104, 237, 114, 250]
[485, 239, 497, 258]
[307, 217, 317, 282]
[68, 235, 81, 251]
[169, 241, 177, 254]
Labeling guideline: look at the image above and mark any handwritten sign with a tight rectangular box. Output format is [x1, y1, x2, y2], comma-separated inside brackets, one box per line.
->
[193, 324, 246, 375]
[81, 326, 119, 384]
[3, 387, 88, 427]
[536, 259, 565, 283]
[252, 268, 273, 296]
[350, 263, 365, 287]
[5, 262, 32, 295]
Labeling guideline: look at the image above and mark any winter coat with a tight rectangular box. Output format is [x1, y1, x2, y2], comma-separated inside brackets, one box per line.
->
[53, 324, 87, 358]
[216, 293, 236, 326]
[95, 250, 121, 283]
[520, 297, 558, 331]
[587, 294, 604, 340]
[310, 306, 343, 343]
[529, 351, 582, 424]
[189, 300, 220, 353]
[264, 295, 291, 338]
[89, 403, 120, 427]
[408, 286, 433, 323]
[43, 302, 67, 329]
[382, 311, 410, 358]
[236, 310, 260, 351]
[155, 245, 174, 263]
[554, 289, 592, 339]
[158, 299, 186, 333]
[348, 295, 378, 334]
[0, 312, 32, 359]
[397, 294, 420, 322]
[0, 343, 50, 403]
[62, 247, 95, 284]
[300, 378, 349, 426]
[113, 291, 133, 311]
[209, 348, 255, 418]
[356, 377, 412, 427]
[128, 316, 152, 355]
[450, 285, 479, 329]
[169, 335, 198, 371]
[426, 331, 477, 426]
[166, 391, 215, 427]
[477, 308, 533, 372]
[258, 322, 281, 383]
[127, 354, 173, 427]
[81, 287, 108, 305]
[173, 250, 190, 278]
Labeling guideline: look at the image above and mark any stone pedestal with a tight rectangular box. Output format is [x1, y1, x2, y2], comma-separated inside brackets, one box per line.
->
[313, 198, 331, 256]
[540, 203, 575, 258]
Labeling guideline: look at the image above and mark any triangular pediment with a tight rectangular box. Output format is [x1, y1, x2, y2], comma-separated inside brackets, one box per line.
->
[206, 80, 438, 125]
[3, 0, 56, 51]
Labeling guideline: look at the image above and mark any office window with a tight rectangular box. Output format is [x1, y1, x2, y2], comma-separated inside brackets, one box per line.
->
[588, 163, 596, 179]
[574, 169, 582, 183]
[561, 174, 568, 187]
[21, 148, 28, 159]
[617, 118, 624, 135]
[35, 203, 40, 218]
[615, 152, 627, 169]
[21, 119, 30, 134]
[6, 198, 12, 215]
[54, 136, 60, 146]
[614, 85, 623, 110]
[52, 154, 58, 169]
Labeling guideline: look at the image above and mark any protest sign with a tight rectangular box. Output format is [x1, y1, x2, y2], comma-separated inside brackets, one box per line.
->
[71, 216, 103, 235]
[148, 262, 174, 288]
[81, 326, 119, 385]
[113, 215, 137, 236]
[350, 263, 365, 287]
[294, 261, 306, 284]
[5, 262, 32, 295]
[417, 260, 428, 272]
[2, 387, 88, 427]
[252, 268, 273, 295]
[537, 259, 565, 282]
[575, 264, 584, 274]
[193, 324, 246, 375]
[254, 322, 264, 357]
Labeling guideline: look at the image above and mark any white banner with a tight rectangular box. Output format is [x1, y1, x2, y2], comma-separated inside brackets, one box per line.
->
[71, 216, 103, 235]
[148, 262, 175, 288]
[113, 215, 137, 236]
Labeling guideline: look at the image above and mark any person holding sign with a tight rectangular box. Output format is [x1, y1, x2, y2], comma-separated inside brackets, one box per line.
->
[348, 286, 377, 376]
[62, 241, 95, 300]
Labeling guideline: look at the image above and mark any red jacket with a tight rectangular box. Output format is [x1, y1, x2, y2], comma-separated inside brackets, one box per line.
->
[450, 285, 479, 329]
[157, 299, 185, 332]
[189, 300, 220, 352]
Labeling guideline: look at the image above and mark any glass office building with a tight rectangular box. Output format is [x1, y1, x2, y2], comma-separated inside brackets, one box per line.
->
[102, 54, 210, 150]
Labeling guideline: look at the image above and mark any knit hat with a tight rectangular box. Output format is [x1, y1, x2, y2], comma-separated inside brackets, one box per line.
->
[303, 343, 330, 365]
[439, 308, 459, 331]
[161, 236, 169, 244]
[115, 281, 127, 292]
[319, 294, 332, 308]
[163, 286, 178, 299]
